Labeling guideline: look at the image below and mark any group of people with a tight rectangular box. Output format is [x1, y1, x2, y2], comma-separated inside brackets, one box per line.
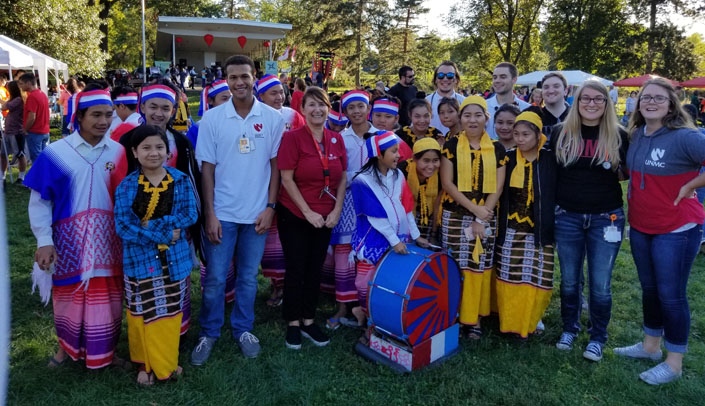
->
[17, 55, 705, 387]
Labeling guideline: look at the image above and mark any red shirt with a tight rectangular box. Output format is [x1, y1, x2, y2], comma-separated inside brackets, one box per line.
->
[278, 126, 347, 219]
[24, 88, 50, 134]
[290, 90, 304, 114]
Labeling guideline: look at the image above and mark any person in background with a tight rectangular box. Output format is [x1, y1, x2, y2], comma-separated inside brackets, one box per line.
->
[550, 81, 628, 363]
[426, 61, 465, 135]
[494, 104, 521, 151]
[19, 73, 50, 163]
[290, 78, 306, 114]
[256, 74, 306, 131]
[1, 81, 27, 184]
[59, 78, 79, 136]
[530, 88, 543, 107]
[438, 97, 461, 140]
[108, 86, 142, 137]
[540, 73, 570, 138]
[614, 78, 705, 385]
[485, 62, 531, 139]
[25, 85, 128, 370]
[397, 99, 444, 149]
[387, 65, 418, 127]
[622, 90, 637, 127]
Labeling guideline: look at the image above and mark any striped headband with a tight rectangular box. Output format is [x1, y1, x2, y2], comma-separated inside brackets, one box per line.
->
[255, 74, 282, 95]
[371, 99, 399, 116]
[365, 130, 401, 159]
[68, 89, 113, 132]
[140, 84, 176, 105]
[113, 92, 139, 105]
[326, 110, 349, 127]
[342, 90, 370, 110]
[199, 80, 230, 116]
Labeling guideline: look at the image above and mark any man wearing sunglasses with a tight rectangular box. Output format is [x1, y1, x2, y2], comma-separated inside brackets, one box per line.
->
[388, 65, 418, 127]
[486, 62, 531, 139]
[426, 61, 465, 134]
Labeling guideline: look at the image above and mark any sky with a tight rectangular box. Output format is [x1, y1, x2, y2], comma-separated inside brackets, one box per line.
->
[420, 2, 705, 39]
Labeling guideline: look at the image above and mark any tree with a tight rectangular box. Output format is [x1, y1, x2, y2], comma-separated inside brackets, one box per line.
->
[0, 0, 107, 77]
[393, 0, 430, 59]
[449, 0, 546, 75]
[650, 23, 698, 80]
[545, 0, 646, 79]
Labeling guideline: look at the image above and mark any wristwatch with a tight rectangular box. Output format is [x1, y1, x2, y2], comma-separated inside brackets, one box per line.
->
[266, 202, 276, 209]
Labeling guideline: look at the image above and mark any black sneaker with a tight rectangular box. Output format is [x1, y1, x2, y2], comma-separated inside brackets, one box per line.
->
[285, 325, 302, 350]
[301, 323, 330, 347]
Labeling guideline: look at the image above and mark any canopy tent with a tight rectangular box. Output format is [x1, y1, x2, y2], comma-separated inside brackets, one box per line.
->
[0, 35, 69, 94]
[613, 74, 679, 88]
[0, 44, 33, 78]
[680, 77, 705, 88]
[516, 70, 613, 87]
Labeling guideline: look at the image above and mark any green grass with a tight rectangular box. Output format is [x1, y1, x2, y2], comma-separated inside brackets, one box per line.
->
[5, 181, 705, 406]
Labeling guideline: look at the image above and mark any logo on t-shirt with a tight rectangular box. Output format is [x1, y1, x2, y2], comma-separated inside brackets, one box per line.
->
[646, 148, 666, 168]
[254, 123, 263, 132]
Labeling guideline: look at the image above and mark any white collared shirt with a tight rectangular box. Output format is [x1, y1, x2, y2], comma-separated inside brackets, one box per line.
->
[485, 94, 531, 139]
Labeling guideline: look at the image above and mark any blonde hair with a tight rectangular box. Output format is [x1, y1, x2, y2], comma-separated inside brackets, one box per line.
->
[555, 81, 622, 169]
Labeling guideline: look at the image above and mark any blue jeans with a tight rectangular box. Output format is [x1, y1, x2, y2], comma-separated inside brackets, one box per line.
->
[630, 226, 701, 353]
[199, 221, 266, 339]
[555, 207, 625, 344]
[26, 132, 49, 162]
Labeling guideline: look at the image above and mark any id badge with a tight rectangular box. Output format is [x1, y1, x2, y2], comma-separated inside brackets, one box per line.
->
[604, 225, 621, 243]
[239, 137, 251, 154]
[463, 226, 474, 241]
[248, 136, 256, 151]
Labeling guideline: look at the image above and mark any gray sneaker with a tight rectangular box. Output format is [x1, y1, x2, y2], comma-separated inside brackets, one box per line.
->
[639, 362, 682, 385]
[191, 336, 216, 366]
[613, 342, 662, 361]
[238, 331, 261, 358]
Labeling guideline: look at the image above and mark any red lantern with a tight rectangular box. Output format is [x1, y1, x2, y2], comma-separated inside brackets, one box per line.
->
[175, 36, 183, 44]
[203, 34, 214, 47]
[263, 40, 270, 48]
[237, 35, 247, 49]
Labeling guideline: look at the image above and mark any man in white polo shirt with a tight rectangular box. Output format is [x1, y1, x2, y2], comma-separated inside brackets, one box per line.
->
[192, 55, 285, 364]
[486, 62, 531, 139]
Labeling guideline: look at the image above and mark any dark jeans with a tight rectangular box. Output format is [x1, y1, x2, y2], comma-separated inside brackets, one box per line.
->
[555, 206, 625, 344]
[630, 225, 701, 353]
[277, 205, 332, 322]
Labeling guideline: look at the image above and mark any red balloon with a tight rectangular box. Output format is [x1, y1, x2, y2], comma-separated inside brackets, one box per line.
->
[204, 34, 214, 47]
[263, 40, 270, 48]
[175, 36, 183, 44]
[237, 35, 247, 49]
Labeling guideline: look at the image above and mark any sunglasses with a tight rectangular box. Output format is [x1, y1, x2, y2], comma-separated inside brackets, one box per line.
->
[436, 72, 456, 80]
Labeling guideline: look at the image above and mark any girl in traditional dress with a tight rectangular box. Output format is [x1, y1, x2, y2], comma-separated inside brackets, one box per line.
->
[350, 131, 430, 340]
[398, 137, 442, 242]
[396, 99, 444, 149]
[439, 95, 506, 339]
[114, 125, 198, 385]
[438, 97, 461, 140]
[495, 111, 557, 338]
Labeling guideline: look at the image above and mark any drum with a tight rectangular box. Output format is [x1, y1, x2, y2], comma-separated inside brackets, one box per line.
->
[368, 245, 461, 346]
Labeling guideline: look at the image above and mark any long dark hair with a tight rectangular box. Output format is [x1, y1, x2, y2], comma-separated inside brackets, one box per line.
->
[6, 81, 20, 100]
[353, 153, 399, 192]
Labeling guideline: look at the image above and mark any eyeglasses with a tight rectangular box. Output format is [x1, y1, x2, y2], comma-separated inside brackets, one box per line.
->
[578, 95, 606, 105]
[436, 72, 456, 80]
[639, 95, 668, 104]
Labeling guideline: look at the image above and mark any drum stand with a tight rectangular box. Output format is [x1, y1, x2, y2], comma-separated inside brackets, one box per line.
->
[354, 323, 460, 373]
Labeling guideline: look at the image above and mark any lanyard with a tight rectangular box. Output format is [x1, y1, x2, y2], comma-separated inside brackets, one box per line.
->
[308, 127, 336, 200]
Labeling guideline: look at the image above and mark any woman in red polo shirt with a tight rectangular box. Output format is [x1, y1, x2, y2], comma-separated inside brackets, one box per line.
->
[277, 87, 347, 350]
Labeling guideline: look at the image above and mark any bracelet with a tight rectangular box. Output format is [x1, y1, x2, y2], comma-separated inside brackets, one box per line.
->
[474, 218, 487, 225]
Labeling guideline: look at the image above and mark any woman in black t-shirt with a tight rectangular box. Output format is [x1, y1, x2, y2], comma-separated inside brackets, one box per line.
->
[550, 81, 629, 362]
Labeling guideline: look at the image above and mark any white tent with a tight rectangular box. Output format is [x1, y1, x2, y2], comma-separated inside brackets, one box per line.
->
[517, 70, 613, 87]
[0, 44, 33, 79]
[0, 35, 69, 94]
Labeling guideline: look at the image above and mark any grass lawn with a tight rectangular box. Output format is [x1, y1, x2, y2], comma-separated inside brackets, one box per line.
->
[4, 154, 705, 405]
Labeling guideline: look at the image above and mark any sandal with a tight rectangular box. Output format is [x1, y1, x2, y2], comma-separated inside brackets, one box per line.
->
[169, 366, 184, 381]
[266, 293, 283, 307]
[339, 316, 364, 329]
[137, 368, 155, 386]
[111, 356, 133, 371]
[326, 317, 341, 331]
[47, 355, 68, 368]
[466, 326, 483, 340]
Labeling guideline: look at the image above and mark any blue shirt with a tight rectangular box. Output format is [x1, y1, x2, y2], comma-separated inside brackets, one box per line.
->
[114, 166, 198, 281]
